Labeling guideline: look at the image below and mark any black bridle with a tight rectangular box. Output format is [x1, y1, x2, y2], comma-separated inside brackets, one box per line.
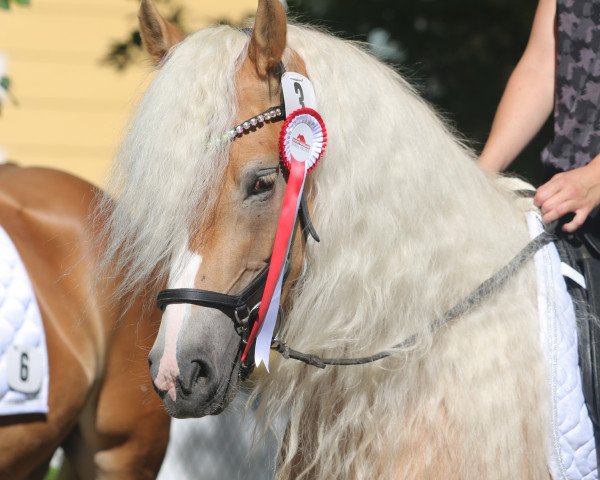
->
[157, 265, 269, 341]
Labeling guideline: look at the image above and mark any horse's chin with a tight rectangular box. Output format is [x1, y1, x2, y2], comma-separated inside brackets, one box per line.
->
[159, 364, 241, 418]
[162, 398, 227, 418]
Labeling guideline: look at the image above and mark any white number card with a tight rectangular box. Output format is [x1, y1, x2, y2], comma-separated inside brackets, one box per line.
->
[7, 344, 43, 394]
[282, 72, 317, 115]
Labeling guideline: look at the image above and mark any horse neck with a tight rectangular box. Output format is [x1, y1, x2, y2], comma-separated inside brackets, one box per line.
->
[283, 29, 531, 356]
[257, 32, 542, 479]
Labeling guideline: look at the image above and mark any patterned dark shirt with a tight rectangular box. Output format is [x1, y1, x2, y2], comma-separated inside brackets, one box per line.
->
[541, 0, 600, 171]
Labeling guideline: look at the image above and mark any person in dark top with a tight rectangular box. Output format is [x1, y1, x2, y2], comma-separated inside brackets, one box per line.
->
[479, 0, 600, 233]
[479, 0, 600, 448]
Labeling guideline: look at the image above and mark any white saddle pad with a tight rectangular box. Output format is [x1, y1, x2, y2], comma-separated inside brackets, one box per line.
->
[0, 225, 49, 415]
[527, 212, 597, 479]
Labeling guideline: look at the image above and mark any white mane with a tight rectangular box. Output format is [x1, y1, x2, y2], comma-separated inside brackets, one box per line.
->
[256, 26, 548, 479]
[101, 23, 549, 479]
[98, 26, 246, 293]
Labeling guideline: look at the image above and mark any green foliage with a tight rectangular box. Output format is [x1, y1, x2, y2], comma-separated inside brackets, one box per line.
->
[102, 4, 251, 71]
[0, 76, 9, 114]
[0, 75, 19, 114]
[43, 467, 59, 480]
[1, 0, 29, 115]
[102, 7, 183, 71]
[0, 0, 30, 9]
[0, 76, 9, 91]
[103, 30, 144, 71]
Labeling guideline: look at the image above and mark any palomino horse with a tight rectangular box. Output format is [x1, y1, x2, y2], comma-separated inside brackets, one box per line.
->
[0, 165, 169, 479]
[101, 0, 570, 478]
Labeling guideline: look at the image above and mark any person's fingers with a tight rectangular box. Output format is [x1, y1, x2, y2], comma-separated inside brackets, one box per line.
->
[541, 199, 577, 224]
[538, 188, 572, 215]
[534, 176, 563, 207]
[562, 209, 589, 233]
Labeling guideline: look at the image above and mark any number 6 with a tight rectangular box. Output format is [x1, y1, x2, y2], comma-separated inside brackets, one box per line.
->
[20, 352, 29, 382]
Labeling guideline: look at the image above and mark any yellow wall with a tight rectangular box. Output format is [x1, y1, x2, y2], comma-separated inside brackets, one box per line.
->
[0, 0, 257, 186]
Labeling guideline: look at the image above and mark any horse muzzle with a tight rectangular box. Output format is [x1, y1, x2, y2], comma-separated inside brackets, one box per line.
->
[148, 307, 244, 418]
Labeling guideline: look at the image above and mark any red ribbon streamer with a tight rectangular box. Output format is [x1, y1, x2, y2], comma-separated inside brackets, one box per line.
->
[241, 158, 307, 362]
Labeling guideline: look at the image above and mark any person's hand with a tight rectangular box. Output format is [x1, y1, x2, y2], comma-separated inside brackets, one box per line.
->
[534, 160, 600, 232]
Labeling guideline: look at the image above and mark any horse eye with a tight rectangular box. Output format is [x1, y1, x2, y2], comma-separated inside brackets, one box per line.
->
[249, 172, 278, 197]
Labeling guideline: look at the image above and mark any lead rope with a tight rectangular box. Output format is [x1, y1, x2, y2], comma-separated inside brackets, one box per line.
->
[270, 229, 554, 368]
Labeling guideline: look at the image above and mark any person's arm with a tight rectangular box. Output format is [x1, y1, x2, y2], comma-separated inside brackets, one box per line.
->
[479, 0, 556, 173]
[534, 155, 600, 232]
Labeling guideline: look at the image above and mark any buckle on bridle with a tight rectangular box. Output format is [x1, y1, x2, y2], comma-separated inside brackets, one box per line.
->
[272, 306, 285, 343]
[235, 302, 261, 342]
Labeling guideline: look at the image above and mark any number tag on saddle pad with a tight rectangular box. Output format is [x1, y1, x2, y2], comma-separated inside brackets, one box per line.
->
[282, 72, 317, 116]
[7, 345, 43, 394]
[0, 224, 49, 415]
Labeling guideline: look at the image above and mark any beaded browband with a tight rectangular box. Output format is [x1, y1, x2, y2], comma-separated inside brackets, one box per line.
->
[227, 105, 285, 141]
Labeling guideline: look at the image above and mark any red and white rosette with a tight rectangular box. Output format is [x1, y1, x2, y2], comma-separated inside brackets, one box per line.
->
[279, 108, 327, 173]
[242, 108, 327, 369]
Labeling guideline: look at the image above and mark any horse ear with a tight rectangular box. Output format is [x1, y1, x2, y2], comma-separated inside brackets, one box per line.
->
[248, 0, 287, 78]
[138, 0, 185, 65]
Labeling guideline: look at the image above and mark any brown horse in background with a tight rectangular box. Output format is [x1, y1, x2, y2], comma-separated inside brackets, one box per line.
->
[0, 165, 169, 479]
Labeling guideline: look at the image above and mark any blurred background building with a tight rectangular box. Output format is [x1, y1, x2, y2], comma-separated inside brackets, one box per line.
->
[1, 0, 546, 188]
[0, 0, 257, 186]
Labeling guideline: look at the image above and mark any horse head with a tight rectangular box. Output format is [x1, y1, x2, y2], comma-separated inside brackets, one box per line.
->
[136, 0, 308, 418]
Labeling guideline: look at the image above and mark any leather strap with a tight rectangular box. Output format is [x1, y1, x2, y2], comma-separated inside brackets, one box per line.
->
[157, 265, 269, 313]
[271, 230, 555, 368]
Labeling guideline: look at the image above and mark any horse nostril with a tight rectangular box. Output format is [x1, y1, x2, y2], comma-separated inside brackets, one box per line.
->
[177, 359, 215, 396]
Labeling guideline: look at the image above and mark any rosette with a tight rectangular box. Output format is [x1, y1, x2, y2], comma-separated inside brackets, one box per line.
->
[279, 108, 327, 173]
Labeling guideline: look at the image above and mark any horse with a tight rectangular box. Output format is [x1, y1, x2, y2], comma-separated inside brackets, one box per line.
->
[0, 164, 170, 479]
[99, 0, 581, 478]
